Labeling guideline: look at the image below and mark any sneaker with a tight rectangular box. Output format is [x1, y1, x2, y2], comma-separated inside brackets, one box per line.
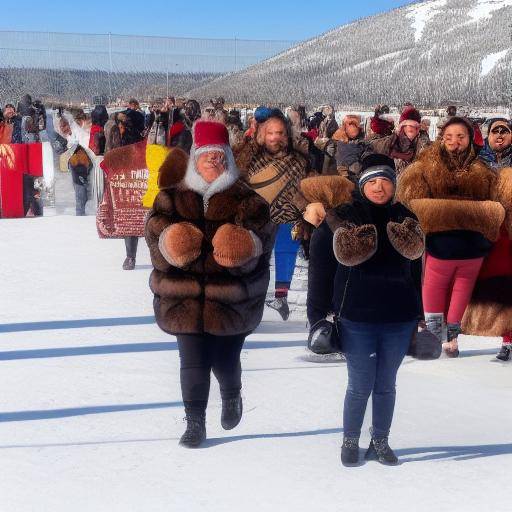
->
[265, 297, 290, 321]
[365, 438, 399, 466]
[179, 414, 206, 448]
[122, 257, 136, 270]
[221, 394, 243, 430]
[496, 345, 511, 362]
[341, 437, 360, 466]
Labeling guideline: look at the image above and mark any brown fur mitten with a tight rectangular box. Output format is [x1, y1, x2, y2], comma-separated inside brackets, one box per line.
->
[158, 222, 203, 268]
[333, 224, 377, 266]
[212, 223, 262, 268]
[387, 217, 425, 260]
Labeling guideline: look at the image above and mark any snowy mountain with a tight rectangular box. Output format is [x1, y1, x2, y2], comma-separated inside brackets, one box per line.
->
[186, 0, 512, 108]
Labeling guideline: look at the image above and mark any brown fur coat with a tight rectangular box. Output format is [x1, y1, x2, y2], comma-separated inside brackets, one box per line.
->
[397, 142, 502, 238]
[145, 158, 273, 336]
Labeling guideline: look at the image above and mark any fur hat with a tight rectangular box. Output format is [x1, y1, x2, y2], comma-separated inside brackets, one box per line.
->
[183, 120, 240, 207]
[399, 106, 421, 124]
[194, 120, 229, 150]
[397, 107, 421, 134]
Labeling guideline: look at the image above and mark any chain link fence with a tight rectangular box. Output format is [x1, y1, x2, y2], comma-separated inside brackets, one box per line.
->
[0, 30, 296, 104]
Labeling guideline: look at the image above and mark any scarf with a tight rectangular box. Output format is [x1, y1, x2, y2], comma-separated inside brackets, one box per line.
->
[389, 132, 416, 163]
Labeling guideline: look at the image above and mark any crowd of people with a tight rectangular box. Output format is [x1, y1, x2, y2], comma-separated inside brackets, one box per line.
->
[2, 93, 511, 466]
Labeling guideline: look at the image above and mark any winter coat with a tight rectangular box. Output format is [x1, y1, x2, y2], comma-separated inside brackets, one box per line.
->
[478, 140, 512, 171]
[462, 166, 512, 336]
[326, 193, 424, 323]
[124, 109, 145, 141]
[145, 168, 273, 336]
[397, 142, 503, 260]
[234, 138, 310, 224]
[369, 131, 430, 176]
[89, 124, 106, 156]
[104, 119, 121, 153]
[168, 121, 192, 153]
[314, 136, 368, 178]
[9, 115, 23, 144]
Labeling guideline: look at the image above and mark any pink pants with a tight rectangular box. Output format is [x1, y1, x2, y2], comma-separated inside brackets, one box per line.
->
[422, 254, 484, 324]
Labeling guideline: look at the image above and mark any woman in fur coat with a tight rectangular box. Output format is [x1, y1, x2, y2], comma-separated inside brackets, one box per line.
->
[145, 120, 273, 448]
[463, 119, 512, 360]
[327, 154, 424, 466]
[397, 117, 504, 357]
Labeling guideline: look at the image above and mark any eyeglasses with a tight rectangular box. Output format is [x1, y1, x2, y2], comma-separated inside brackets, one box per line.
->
[490, 126, 511, 135]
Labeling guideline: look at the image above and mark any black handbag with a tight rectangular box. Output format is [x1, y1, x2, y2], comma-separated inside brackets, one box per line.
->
[307, 269, 351, 355]
[307, 319, 341, 354]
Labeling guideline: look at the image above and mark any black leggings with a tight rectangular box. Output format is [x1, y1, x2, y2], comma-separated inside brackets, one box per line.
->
[124, 236, 139, 258]
[176, 333, 246, 412]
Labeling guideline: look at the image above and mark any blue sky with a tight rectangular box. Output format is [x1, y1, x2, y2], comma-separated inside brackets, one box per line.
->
[3, 0, 414, 41]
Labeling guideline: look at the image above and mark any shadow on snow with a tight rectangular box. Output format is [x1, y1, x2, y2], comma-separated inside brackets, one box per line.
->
[0, 339, 307, 361]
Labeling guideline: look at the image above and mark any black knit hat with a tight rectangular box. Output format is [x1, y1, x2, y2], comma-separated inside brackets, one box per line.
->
[359, 154, 396, 195]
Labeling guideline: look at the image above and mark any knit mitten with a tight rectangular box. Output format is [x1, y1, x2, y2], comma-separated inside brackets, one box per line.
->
[158, 222, 203, 268]
[212, 223, 262, 268]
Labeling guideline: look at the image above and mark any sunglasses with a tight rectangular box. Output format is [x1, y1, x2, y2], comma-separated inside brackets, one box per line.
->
[490, 126, 511, 135]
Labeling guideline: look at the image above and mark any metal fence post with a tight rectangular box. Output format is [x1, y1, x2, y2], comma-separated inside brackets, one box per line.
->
[108, 32, 113, 102]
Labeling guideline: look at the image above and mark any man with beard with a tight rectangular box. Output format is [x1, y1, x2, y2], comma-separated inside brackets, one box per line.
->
[234, 109, 312, 320]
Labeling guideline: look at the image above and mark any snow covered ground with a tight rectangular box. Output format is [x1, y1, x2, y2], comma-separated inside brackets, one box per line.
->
[1, 214, 511, 512]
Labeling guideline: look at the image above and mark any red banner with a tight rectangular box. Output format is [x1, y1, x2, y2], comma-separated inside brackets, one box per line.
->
[96, 141, 149, 238]
[0, 143, 44, 218]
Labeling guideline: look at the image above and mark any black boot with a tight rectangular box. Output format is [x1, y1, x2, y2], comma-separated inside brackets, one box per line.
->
[365, 438, 399, 466]
[221, 394, 243, 430]
[496, 345, 511, 362]
[179, 411, 206, 448]
[341, 437, 360, 466]
[265, 297, 290, 321]
[122, 257, 136, 270]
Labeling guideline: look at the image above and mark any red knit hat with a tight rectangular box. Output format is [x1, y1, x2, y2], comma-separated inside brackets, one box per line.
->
[399, 106, 422, 124]
[193, 120, 229, 148]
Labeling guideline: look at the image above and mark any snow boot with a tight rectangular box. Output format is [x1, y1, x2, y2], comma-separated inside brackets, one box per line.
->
[265, 296, 290, 321]
[365, 434, 399, 466]
[424, 312, 444, 341]
[341, 437, 360, 466]
[221, 394, 243, 430]
[179, 410, 206, 448]
[122, 257, 136, 270]
[444, 323, 461, 358]
[496, 345, 511, 362]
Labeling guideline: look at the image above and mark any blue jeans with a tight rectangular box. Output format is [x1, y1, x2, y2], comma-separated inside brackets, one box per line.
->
[274, 224, 300, 287]
[339, 319, 417, 439]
